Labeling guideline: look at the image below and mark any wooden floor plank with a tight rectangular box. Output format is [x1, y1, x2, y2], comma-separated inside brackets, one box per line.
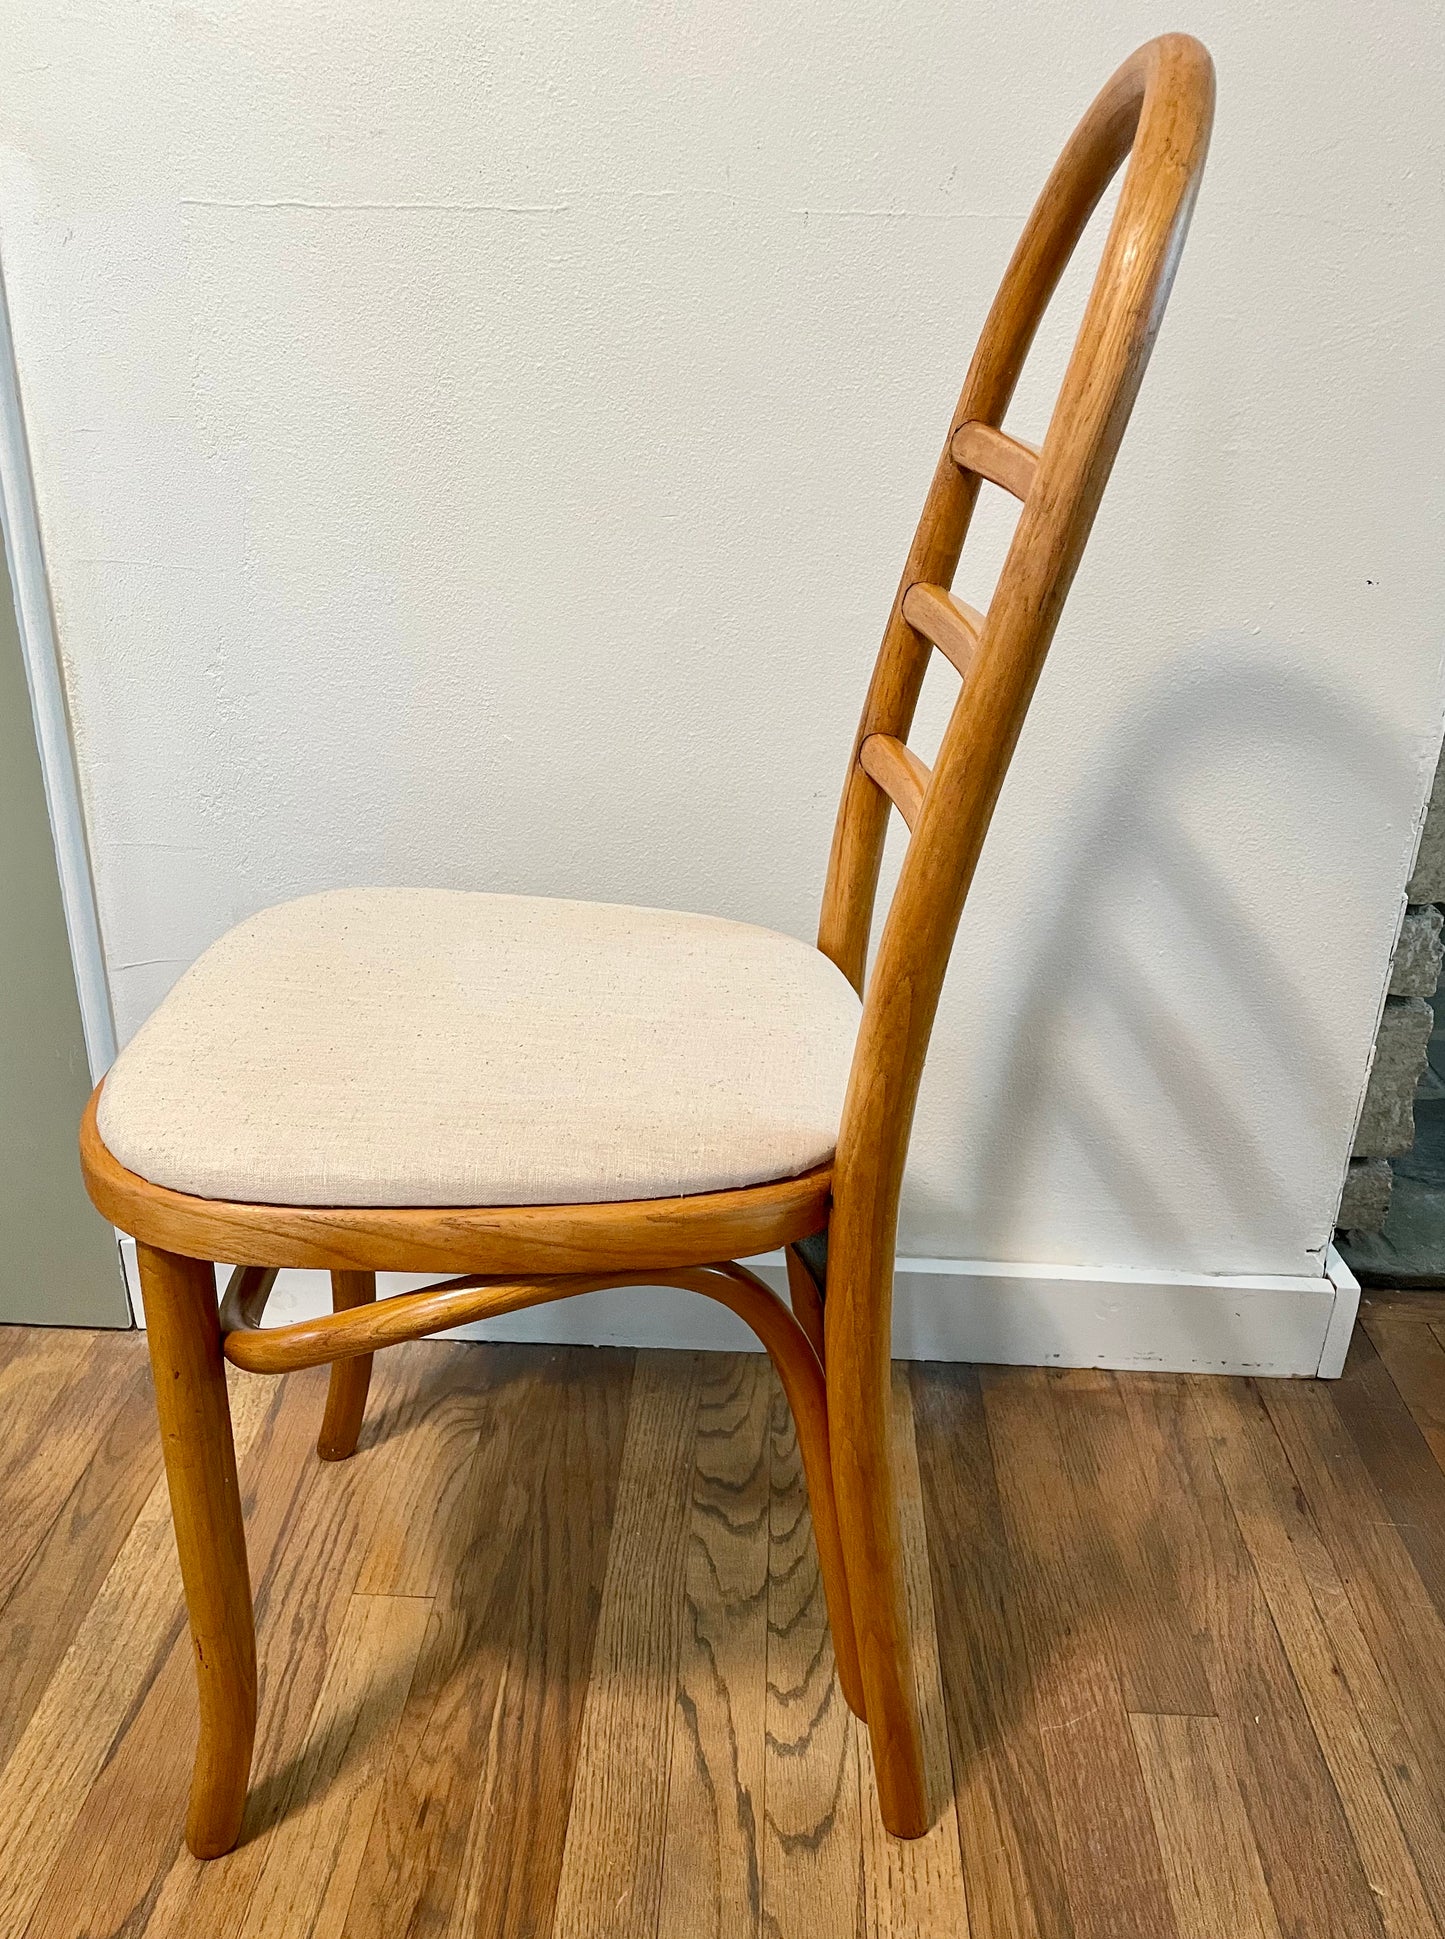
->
[1130, 1714, 1283, 1939]
[911, 1361, 1075, 1939]
[1326, 1328, 1445, 1627]
[1123, 1374, 1388, 1939]
[1359, 1290, 1445, 1318]
[235, 1593, 433, 1939]
[857, 1367, 971, 1939]
[13, 1323, 1445, 1938]
[0, 1329, 146, 1611]
[1266, 1347, 1445, 1727]
[133, 1378, 395, 1939]
[1194, 1376, 1444, 1939]
[0, 1368, 277, 1939]
[0, 1347, 162, 1771]
[0, 1318, 25, 1376]
[0, 1326, 96, 1512]
[1359, 1311, 1445, 1474]
[353, 1342, 507, 1598]
[140, 1351, 483, 1939]
[980, 1368, 1180, 1939]
[1047, 1368, 1213, 1718]
[551, 1349, 702, 1939]
[329, 1347, 568, 1939]
[23, 1369, 328, 1939]
[1260, 1359, 1445, 1932]
[656, 1353, 770, 1939]
[437, 1345, 634, 1939]
[760, 1371, 862, 1939]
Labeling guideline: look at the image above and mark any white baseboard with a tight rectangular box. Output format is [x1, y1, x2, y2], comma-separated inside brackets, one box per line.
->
[118, 1238, 1360, 1379]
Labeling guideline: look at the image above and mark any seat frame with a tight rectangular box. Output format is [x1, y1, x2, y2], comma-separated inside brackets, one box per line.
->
[80, 34, 1214, 1855]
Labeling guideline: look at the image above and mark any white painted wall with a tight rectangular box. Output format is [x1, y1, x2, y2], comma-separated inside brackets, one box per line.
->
[1, 2, 1442, 1287]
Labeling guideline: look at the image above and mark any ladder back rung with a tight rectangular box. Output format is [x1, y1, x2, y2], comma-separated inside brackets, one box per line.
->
[859, 733, 931, 831]
[901, 582, 984, 678]
[950, 420, 1039, 500]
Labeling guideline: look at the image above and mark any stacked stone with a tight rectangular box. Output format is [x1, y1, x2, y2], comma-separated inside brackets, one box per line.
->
[1340, 748, 1445, 1233]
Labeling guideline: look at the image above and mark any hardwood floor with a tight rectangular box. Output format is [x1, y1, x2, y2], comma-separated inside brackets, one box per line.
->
[4, 1291, 1445, 1936]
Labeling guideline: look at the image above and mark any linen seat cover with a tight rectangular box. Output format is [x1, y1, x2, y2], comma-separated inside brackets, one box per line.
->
[96, 888, 863, 1209]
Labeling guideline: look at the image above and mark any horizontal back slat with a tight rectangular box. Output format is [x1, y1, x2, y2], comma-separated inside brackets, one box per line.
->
[900, 583, 984, 679]
[950, 421, 1040, 500]
[859, 734, 932, 831]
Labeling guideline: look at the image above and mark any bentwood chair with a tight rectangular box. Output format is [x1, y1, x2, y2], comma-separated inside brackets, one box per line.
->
[81, 35, 1214, 1853]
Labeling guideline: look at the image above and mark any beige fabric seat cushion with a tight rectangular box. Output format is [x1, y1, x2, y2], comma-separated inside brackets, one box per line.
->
[97, 888, 862, 1208]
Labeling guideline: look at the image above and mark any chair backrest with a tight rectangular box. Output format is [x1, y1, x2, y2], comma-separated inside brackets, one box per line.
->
[820, 36, 1214, 1321]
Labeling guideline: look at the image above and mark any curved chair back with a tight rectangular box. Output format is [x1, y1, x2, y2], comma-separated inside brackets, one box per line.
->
[818, 45, 1214, 1818]
[821, 35, 1215, 1381]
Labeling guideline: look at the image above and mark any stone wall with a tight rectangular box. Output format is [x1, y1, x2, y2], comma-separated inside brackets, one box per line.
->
[1339, 749, 1445, 1232]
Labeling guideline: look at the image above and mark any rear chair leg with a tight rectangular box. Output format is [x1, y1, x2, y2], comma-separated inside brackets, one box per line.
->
[826, 1269, 930, 1839]
[138, 1243, 256, 1858]
[317, 1270, 377, 1460]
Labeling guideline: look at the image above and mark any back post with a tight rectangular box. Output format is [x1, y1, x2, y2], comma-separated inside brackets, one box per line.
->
[817, 36, 1215, 1835]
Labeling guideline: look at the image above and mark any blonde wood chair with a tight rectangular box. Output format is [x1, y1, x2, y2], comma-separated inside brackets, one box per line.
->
[81, 34, 1213, 1856]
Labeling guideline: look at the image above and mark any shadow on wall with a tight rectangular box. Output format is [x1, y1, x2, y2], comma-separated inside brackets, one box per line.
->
[907, 639, 1415, 1278]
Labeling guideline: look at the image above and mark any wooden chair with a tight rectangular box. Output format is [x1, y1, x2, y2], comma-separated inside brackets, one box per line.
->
[80, 34, 1213, 1856]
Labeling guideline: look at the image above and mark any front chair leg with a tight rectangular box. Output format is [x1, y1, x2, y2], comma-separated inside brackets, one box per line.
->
[138, 1243, 256, 1858]
[317, 1270, 377, 1460]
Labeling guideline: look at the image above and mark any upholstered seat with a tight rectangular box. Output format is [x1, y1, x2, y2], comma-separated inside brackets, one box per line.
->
[96, 887, 862, 1208]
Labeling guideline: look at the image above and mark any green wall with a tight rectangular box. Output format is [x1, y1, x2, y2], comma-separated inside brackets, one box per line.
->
[0, 542, 128, 1326]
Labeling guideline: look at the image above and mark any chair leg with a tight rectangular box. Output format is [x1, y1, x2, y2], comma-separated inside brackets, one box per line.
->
[784, 1244, 827, 1363]
[826, 1269, 930, 1839]
[317, 1270, 376, 1461]
[138, 1243, 256, 1859]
